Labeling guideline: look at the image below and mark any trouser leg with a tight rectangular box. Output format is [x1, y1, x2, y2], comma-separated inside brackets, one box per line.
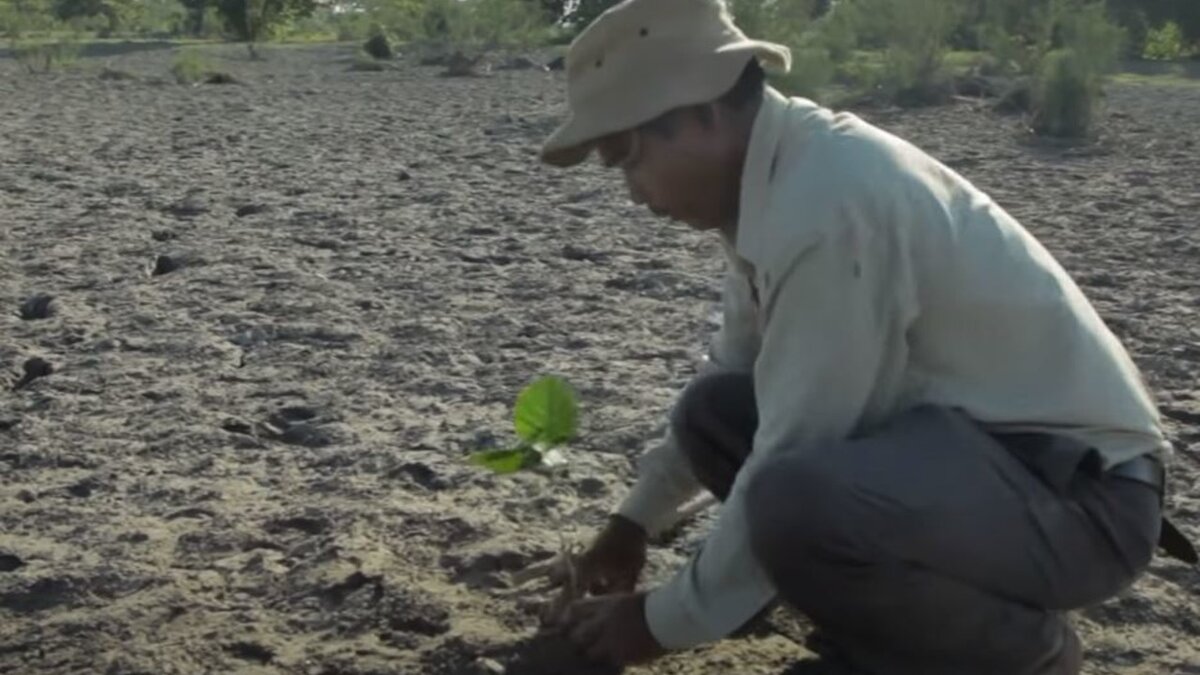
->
[669, 372, 1161, 675]
[671, 370, 757, 500]
[744, 405, 1162, 675]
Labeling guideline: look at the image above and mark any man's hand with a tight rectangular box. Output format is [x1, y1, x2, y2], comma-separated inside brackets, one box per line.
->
[552, 592, 667, 666]
[555, 514, 648, 596]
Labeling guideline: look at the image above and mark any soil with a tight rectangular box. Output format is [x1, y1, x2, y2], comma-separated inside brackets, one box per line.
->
[1, 42, 1198, 675]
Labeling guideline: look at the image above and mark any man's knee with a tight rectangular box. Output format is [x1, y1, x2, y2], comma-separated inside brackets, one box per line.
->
[670, 371, 754, 443]
[745, 452, 855, 577]
[671, 372, 756, 498]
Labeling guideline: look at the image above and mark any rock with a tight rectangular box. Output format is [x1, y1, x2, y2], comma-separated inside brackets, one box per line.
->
[151, 252, 202, 276]
[235, 203, 272, 217]
[575, 477, 607, 498]
[387, 461, 448, 490]
[67, 476, 101, 498]
[164, 195, 208, 218]
[497, 56, 545, 72]
[0, 554, 25, 572]
[98, 67, 137, 82]
[151, 229, 176, 242]
[443, 51, 484, 78]
[363, 34, 394, 61]
[224, 641, 274, 664]
[18, 294, 57, 320]
[471, 657, 506, 674]
[204, 72, 239, 85]
[13, 357, 53, 391]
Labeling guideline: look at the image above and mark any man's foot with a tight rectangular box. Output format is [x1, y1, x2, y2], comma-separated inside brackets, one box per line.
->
[1036, 624, 1082, 675]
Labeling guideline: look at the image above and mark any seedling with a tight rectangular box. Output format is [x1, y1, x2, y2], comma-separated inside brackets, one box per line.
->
[468, 374, 586, 626]
[469, 375, 579, 474]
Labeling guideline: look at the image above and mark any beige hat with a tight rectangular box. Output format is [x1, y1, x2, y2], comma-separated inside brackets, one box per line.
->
[540, 0, 792, 168]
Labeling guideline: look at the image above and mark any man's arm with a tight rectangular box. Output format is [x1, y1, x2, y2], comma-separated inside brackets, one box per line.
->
[643, 215, 912, 649]
[616, 248, 762, 537]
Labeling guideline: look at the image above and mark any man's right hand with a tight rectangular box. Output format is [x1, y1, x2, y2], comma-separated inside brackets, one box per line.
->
[553, 514, 648, 596]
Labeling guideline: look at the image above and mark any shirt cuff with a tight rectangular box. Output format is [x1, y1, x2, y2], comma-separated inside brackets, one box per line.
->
[644, 578, 720, 651]
[615, 470, 688, 537]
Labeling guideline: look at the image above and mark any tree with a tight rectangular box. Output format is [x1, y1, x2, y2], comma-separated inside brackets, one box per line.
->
[175, 0, 314, 41]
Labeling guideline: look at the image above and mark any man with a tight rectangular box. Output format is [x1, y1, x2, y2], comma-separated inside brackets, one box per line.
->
[533, 0, 1196, 673]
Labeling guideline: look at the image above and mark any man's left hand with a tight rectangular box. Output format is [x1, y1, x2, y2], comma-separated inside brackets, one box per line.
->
[551, 592, 667, 666]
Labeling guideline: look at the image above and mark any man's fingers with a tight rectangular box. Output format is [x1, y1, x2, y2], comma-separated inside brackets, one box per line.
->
[568, 613, 606, 648]
[511, 554, 566, 587]
[584, 634, 620, 665]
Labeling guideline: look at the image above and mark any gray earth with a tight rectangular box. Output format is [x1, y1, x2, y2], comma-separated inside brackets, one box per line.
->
[1, 42, 1198, 675]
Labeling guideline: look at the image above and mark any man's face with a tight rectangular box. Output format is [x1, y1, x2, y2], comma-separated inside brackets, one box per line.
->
[596, 107, 739, 232]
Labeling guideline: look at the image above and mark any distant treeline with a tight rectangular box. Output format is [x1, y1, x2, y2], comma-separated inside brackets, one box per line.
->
[1, 1, 1196, 58]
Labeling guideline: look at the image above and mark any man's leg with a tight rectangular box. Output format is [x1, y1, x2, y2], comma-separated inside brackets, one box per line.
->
[744, 405, 1162, 675]
[671, 370, 758, 500]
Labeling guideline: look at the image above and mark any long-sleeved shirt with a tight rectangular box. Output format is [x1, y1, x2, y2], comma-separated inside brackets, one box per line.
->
[616, 86, 1171, 650]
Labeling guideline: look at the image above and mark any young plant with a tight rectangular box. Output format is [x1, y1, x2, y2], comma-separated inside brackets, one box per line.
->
[469, 375, 579, 474]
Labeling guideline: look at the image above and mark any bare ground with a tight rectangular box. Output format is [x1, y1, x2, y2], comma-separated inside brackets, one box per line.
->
[1, 43, 1198, 675]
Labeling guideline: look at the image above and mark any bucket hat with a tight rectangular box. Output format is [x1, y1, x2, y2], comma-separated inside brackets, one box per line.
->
[540, 0, 792, 167]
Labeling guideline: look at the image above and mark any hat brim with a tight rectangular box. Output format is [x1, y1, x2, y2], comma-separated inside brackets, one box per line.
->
[539, 39, 792, 169]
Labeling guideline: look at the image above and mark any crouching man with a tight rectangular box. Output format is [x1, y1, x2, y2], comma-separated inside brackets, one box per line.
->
[532, 0, 1195, 673]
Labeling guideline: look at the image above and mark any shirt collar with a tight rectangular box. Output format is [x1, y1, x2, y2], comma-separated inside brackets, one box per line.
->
[732, 86, 792, 268]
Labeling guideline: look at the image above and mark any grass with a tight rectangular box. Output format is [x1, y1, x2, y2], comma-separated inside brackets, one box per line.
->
[1111, 71, 1200, 87]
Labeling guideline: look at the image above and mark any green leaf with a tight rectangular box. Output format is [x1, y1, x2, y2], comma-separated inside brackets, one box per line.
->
[513, 375, 578, 446]
[468, 446, 541, 474]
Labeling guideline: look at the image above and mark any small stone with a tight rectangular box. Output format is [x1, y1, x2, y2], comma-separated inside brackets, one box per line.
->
[18, 294, 57, 320]
[235, 203, 272, 217]
[363, 33, 394, 60]
[13, 357, 53, 391]
[576, 477, 607, 498]
[165, 195, 208, 218]
[152, 254, 182, 276]
[472, 657, 506, 674]
[0, 554, 24, 572]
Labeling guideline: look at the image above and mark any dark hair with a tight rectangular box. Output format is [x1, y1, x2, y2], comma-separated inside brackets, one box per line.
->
[640, 58, 766, 138]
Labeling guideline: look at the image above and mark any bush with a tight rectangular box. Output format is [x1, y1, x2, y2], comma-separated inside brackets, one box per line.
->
[171, 48, 218, 83]
[1028, 3, 1123, 139]
[363, 30, 394, 59]
[1031, 48, 1097, 137]
[13, 37, 80, 73]
[361, 0, 552, 50]
[350, 50, 388, 70]
[769, 45, 835, 100]
[809, 0, 858, 62]
[845, 0, 958, 105]
[1143, 21, 1186, 60]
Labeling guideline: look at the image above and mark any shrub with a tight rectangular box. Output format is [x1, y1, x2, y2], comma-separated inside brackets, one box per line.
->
[1143, 21, 1186, 60]
[350, 50, 388, 70]
[1031, 48, 1097, 137]
[770, 45, 835, 100]
[809, 0, 859, 62]
[1029, 3, 1123, 139]
[13, 37, 81, 73]
[363, 30, 394, 59]
[837, 0, 957, 105]
[171, 48, 227, 83]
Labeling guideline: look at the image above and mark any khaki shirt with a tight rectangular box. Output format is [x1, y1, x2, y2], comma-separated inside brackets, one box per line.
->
[617, 87, 1170, 650]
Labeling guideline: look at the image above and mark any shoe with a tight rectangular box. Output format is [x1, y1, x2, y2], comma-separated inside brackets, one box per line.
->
[1036, 625, 1082, 675]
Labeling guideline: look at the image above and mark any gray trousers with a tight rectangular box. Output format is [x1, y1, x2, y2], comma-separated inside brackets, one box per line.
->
[673, 372, 1162, 675]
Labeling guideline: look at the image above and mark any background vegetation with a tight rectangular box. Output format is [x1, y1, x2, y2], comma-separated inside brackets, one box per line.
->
[2, 0, 1196, 137]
